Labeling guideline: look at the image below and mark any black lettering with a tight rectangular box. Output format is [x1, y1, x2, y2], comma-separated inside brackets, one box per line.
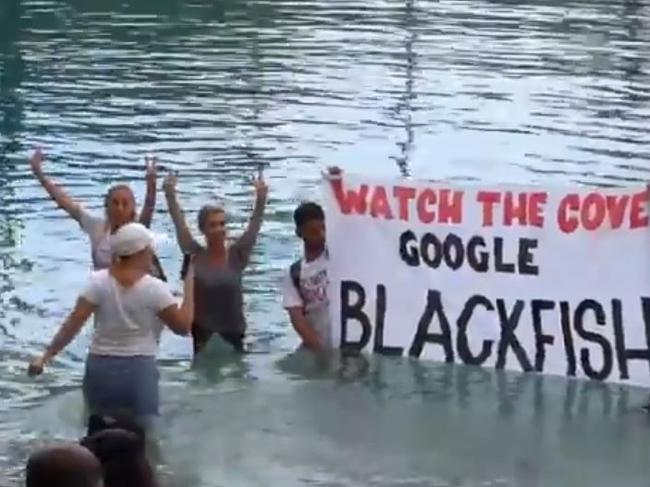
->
[612, 298, 627, 379]
[373, 284, 403, 356]
[612, 297, 650, 380]
[340, 280, 372, 351]
[399, 230, 419, 266]
[420, 233, 442, 268]
[518, 238, 539, 275]
[495, 299, 532, 371]
[442, 233, 464, 270]
[560, 301, 577, 376]
[456, 295, 494, 365]
[466, 236, 489, 273]
[494, 237, 515, 273]
[531, 300, 555, 372]
[408, 290, 454, 362]
[574, 299, 613, 381]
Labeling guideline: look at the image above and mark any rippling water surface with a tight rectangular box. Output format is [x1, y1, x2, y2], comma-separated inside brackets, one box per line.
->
[1, 0, 650, 485]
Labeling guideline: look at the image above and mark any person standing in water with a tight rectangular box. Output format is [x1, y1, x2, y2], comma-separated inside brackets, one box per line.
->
[281, 202, 330, 351]
[281, 167, 341, 352]
[29, 148, 166, 279]
[163, 168, 268, 354]
[28, 222, 195, 430]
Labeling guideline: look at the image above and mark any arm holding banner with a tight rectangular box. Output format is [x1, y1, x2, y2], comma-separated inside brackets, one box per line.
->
[322, 166, 342, 179]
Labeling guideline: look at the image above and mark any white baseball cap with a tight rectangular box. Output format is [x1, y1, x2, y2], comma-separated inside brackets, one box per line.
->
[110, 222, 155, 257]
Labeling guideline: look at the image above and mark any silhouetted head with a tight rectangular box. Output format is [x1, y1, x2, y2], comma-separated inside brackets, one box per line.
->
[197, 204, 226, 245]
[109, 222, 154, 272]
[293, 202, 325, 251]
[26, 443, 103, 487]
[104, 185, 137, 231]
[81, 428, 156, 487]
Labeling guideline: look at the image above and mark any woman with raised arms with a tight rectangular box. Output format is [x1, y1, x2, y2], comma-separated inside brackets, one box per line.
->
[29, 148, 166, 279]
[163, 168, 268, 354]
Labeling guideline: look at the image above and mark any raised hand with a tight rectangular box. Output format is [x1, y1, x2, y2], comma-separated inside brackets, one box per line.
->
[252, 167, 268, 200]
[30, 148, 45, 175]
[145, 155, 158, 185]
[163, 171, 178, 195]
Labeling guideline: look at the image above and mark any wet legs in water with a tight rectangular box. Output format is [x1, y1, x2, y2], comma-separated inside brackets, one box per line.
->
[191, 323, 244, 354]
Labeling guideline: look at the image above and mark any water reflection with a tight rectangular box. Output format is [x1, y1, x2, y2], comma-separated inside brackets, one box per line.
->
[0, 0, 26, 341]
[389, 0, 416, 178]
[277, 349, 643, 423]
[3, 348, 650, 486]
[155, 353, 650, 487]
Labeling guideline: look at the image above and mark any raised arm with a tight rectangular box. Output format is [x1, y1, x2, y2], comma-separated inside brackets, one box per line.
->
[163, 172, 201, 254]
[30, 148, 83, 223]
[138, 155, 158, 228]
[236, 172, 268, 265]
[28, 297, 96, 376]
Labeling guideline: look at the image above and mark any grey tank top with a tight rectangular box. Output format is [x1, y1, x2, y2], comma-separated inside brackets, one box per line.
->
[193, 246, 246, 334]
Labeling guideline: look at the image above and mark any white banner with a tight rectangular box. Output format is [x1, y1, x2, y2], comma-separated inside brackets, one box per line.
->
[322, 173, 650, 387]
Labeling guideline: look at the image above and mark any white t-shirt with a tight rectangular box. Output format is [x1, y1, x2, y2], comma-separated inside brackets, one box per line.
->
[78, 209, 165, 280]
[281, 252, 332, 348]
[81, 270, 177, 356]
[79, 209, 113, 270]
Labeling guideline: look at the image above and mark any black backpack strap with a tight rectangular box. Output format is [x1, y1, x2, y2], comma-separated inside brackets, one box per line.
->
[151, 252, 167, 282]
[289, 259, 305, 303]
[180, 253, 192, 280]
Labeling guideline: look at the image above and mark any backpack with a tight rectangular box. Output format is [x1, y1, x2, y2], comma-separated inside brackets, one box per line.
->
[151, 253, 167, 282]
[289, 259, 306, 303]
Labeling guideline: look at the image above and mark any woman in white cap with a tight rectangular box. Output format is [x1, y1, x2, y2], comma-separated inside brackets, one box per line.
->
[27, 222, 194, 429]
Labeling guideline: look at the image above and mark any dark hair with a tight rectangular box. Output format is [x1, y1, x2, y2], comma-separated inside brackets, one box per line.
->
[293, 202, 324, 229]
[26, 444, 102, 487]
[197, 204, 225, 232]
[81, 429, 156, 487]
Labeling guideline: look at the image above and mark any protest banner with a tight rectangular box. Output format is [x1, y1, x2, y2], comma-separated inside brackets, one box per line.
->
[321, 173, 650, 387]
